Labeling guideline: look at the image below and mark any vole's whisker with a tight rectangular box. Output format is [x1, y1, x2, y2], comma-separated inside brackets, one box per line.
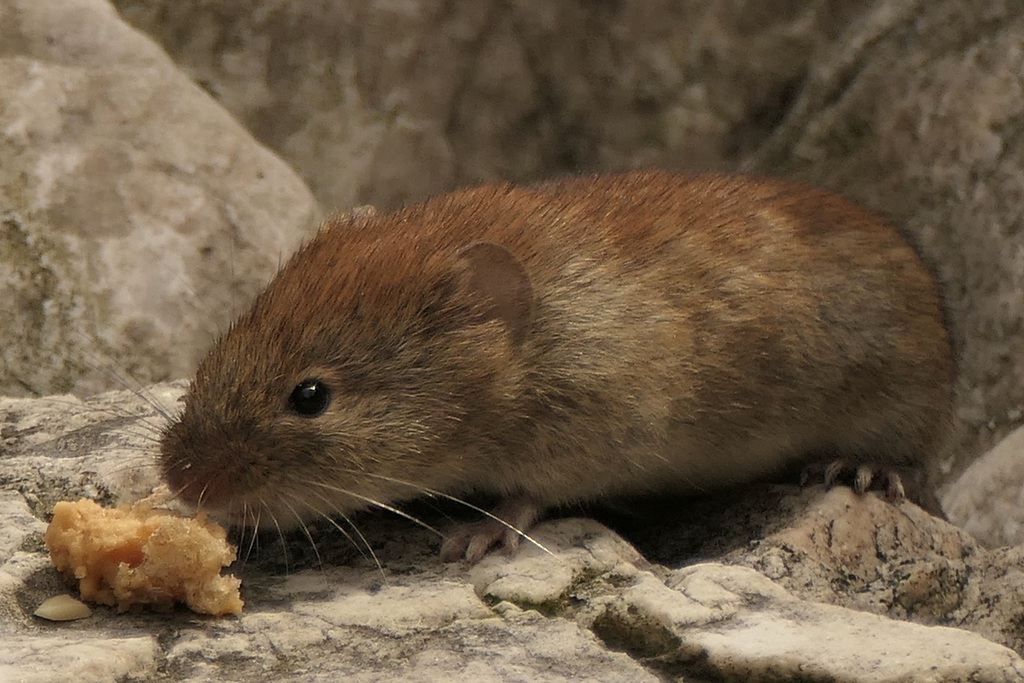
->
[164, 480, 193, 505]
[176, 277, 223, 345]
[281, 496, 323, 569]
[31, 439, 154, 470]
[265, 504, 292, 575]
[352, 470, 551, 556]
[10, 400, 165, 455]
[305, 490, 372, 561]
[76, 352, 178, 430]
[342, 516, 386, 583]
[96, 427, 164, 445]
[86, 358, 176, 425]
[107, 406, 170, 439]
[24, 395, 149, 425]
[240, 504, 261, 565]
[307, 492, 386, 582]
[195, 482, 212, 510]
[297, 477, 443, 538]
[98, 457, 161, 480]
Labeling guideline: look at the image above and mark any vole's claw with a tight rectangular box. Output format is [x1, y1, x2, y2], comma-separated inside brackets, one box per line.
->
[884, 471, 907, 503]
[816, 458, 907, 503]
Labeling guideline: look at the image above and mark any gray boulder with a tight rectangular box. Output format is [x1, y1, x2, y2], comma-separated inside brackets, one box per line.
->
[0, 0, 319, 397]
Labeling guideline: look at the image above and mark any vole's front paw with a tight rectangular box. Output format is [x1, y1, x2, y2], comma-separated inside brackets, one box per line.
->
[438, 495, 544, 563]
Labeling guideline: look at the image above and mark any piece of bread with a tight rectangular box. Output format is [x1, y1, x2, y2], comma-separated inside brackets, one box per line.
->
[44, 498, 243, 616]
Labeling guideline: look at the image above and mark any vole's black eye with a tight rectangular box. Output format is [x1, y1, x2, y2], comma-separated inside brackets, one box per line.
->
[288, 378, 331, 416]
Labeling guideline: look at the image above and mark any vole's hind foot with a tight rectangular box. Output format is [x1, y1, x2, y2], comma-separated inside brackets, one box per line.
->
[818, 459, 906, 503]
[438, 495, 544, 564]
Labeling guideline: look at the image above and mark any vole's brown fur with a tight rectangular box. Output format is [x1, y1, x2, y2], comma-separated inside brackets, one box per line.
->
[160, 169, 953, 561]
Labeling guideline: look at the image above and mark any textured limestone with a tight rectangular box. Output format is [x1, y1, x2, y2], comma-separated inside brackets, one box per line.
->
[606, 564, 1024, 682]
[0, 0, 319, 397]
[109, 0, 862, 210]
[4, 387, 1024, 682]
[624, 483, 1024, 656]
[1, 633, 160, 683]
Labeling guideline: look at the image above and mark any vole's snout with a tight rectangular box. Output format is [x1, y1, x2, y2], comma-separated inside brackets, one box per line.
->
[159, 423, 236, 511]
[159, 453, 214, 508]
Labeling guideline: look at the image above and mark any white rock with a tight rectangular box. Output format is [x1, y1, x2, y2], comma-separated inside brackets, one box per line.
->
[650, 564, 1024, 682]
[943, 424, 1024, 547]
[0, 634, 160, 683]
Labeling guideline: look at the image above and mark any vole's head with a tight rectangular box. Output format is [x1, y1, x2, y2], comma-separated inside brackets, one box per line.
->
[159, 207, 534, 530]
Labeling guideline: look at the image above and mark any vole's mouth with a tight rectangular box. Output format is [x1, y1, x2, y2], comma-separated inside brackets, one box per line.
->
[161, 461, 232, 509]
[171, 492, 314, 534]
[159, 452, 288, 524]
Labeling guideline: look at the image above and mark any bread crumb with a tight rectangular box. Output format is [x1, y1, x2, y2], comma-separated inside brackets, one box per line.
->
[44, 498, 243, 616]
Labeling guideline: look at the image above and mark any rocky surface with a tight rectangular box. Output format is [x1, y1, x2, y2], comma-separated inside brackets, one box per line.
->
[0, 0, 319, 397]
[4, 387, 1024, 682]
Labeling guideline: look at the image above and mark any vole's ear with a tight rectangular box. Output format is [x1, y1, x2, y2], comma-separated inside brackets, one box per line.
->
[453, 241, 535, 344]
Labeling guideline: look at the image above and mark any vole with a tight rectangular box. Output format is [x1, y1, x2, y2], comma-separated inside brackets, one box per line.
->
[159, 169, 954, 563]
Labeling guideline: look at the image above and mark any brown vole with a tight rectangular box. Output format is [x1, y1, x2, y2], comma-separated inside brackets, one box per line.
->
[159, 169, 954, 562]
